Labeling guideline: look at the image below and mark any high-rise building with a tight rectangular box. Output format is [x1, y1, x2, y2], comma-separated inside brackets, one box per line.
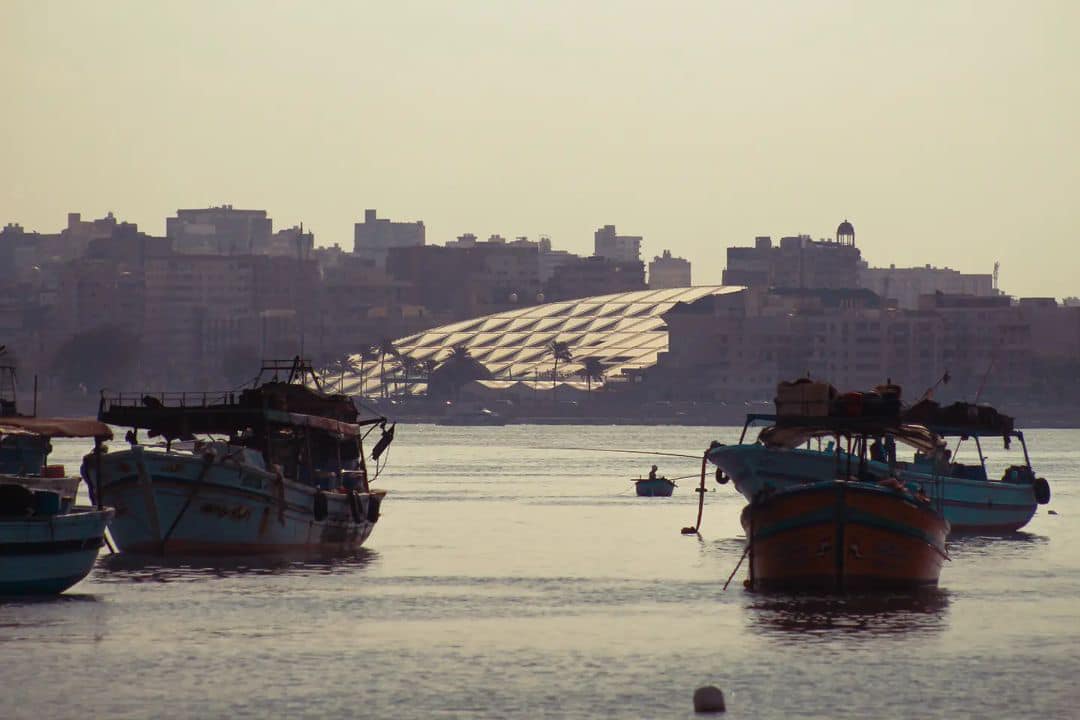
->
[354, 209, 425, 269]
[594, 225, 642, 263]
[167, 206, 272, 255]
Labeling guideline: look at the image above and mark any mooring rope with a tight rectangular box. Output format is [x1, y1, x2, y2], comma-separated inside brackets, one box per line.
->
[680, 452, 709, 535]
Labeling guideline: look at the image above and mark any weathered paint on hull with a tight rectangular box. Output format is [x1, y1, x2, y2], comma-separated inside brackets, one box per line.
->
[635, 479, 675, 497]
[0, 507, 112, 595]
[744, 481, 948, 593]
[89, 447, 383, 555]
[712, 444, 1038, 533]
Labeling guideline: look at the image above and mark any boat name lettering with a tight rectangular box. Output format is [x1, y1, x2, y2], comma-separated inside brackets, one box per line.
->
[199, 502, 252, 521]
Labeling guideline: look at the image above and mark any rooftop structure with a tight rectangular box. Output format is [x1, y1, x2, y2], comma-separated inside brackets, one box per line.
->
[723, 220, 862, 290]
[337, 286, 739, 397]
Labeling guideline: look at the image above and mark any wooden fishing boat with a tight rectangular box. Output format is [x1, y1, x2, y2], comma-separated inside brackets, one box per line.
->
[685, 402, 952, 592]
[742, 479, 949, 592]
[85, 358, 396, 555]
[709, 380, 1049, 533]
[633, 477, 676, 497]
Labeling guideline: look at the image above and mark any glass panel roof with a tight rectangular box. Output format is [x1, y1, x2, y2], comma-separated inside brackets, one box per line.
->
[336, 286, 739, 395]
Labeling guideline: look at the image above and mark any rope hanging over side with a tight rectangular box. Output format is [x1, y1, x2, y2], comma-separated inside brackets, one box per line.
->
[681, 451, 709, 535]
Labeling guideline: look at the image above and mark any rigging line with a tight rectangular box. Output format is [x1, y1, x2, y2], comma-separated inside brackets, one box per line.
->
[631, 472, 702, 483]
[544, 446, 704, 460]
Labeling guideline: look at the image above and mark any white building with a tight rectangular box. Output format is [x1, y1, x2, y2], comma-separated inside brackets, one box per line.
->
[859, 263, 995, 310]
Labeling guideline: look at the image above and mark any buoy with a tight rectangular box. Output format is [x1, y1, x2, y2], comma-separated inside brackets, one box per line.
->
[693, 686, 726, 713]
[1048, 509, 1058, 515]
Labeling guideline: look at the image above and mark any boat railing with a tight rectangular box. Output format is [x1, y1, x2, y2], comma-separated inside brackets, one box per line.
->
[99, 390, 239, 412]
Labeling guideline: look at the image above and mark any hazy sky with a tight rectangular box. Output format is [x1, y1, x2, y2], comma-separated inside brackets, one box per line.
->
[3, 1, 1078, 297]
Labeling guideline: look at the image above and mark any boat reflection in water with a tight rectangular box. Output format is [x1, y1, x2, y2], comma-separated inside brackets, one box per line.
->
[96, 547, 378, 583]
[746, 589, 950, 639]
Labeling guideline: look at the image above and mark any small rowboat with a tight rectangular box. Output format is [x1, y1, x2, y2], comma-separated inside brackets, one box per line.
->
[633, 477, 676, 497]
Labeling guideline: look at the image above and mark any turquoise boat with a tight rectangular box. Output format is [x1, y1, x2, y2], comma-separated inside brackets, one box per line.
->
[709, 409, 1049, 533]
[0, 488, 114, 595]
[0, 416, 116, 595]
[86, 358, 394, 555]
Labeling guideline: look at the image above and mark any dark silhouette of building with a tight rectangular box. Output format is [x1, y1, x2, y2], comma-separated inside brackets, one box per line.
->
[354, 209, 425, 269]
[723, 220, 862, 290]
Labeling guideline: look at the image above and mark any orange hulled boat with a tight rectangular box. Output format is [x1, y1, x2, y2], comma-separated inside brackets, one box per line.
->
[742, 478, 949, 593]
[729, 409, 951, 593]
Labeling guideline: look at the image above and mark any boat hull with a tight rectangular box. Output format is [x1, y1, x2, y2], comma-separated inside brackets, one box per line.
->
[0, 474, 81, 499]
[711, 443, 1038, 533]
[635, 478, 675, 497]
[744, 481, 948, 593]
[87, 447, 384, 555]
[0, 507, 113, 595]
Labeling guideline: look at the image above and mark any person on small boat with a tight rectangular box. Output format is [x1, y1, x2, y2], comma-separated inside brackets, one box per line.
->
[648, 465, 658, 481]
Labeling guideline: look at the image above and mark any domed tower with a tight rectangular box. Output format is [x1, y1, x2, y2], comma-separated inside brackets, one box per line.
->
[836, 219, 855, 246]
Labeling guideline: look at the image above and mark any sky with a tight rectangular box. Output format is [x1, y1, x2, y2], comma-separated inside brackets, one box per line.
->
[2, 1, 1078, 298]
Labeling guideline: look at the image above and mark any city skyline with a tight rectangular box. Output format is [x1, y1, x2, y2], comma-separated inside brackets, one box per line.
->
[3, 2, 1078, 298]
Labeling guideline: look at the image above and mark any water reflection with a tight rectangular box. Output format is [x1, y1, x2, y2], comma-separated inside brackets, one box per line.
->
[947, 531, 1048, 558]
[95, 547, 378, 583]
[746, 589, 950, 639]
[0, 592, 100, 608]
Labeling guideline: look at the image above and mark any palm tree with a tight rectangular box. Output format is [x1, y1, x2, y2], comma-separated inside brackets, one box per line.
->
[378, 338, 400, 398]
[334, 353, 358, 393]
[577, 357, 606, 394]
[428, 344, 492, 400]
[421, 358, 438, 395]
[358, 344, 379, 397]
[400, 354, 421, 396]
[548, 340, 573, 389]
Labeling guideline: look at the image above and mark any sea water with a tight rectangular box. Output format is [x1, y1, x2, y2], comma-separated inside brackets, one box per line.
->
[2, 425, 1078, 719]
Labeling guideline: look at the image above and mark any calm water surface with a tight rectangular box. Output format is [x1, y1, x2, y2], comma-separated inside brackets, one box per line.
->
[3, 425, 1078, 719]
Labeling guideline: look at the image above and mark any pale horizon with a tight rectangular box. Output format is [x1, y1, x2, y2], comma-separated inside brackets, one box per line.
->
[3, 1, 1078, 297]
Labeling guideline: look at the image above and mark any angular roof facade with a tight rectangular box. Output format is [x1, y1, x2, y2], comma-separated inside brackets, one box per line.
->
[337, 286, 740, 397]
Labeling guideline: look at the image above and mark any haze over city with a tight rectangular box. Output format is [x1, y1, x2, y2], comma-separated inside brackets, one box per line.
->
[3, 1, 1078, 298]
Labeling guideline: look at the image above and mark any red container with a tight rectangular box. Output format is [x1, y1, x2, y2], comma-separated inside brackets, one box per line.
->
[41, 464, 66, 478]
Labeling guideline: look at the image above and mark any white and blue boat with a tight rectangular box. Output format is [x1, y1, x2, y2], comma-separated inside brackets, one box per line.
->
[0, 487, 113, 595]
[0, 416, 115, 595]
[85, 358, 394, 555]
[710, 403, 1050, 534]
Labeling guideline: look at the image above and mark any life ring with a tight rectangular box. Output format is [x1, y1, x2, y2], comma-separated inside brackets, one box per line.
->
[1033, 477, 1051, 505]
[715, 469, 729, 485]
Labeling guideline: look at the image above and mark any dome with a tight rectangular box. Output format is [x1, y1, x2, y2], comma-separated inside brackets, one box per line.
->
[837, 219, 855, 238]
